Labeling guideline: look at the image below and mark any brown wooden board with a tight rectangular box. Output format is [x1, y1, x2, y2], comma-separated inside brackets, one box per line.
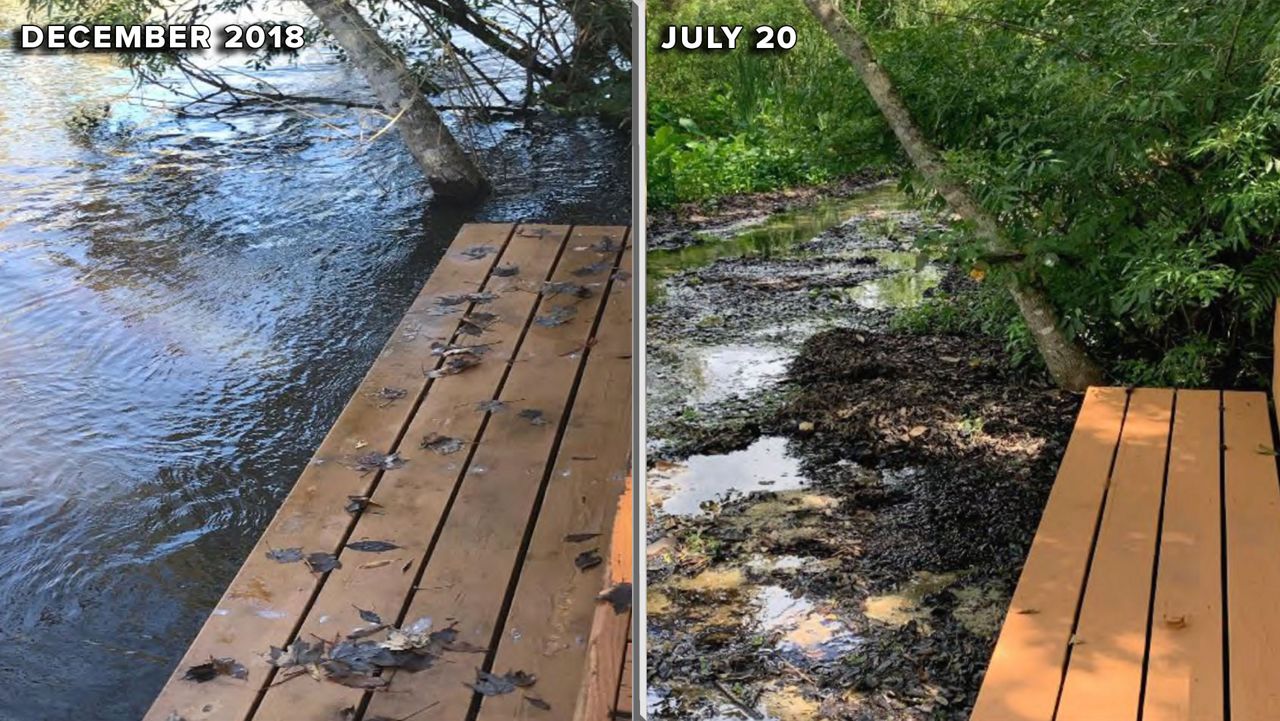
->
[1223, 390, 1280, 720]
[616, 635, 633, 720]
[1056, 388, 1172, 721]
[969, 386, 1128, 721]
[476, 240, 633, 721]
[1141, 389, 1223, 721]
[361, 227, 628, 721]
[250, 225, 574, 719]
[144, 224, 515, 721]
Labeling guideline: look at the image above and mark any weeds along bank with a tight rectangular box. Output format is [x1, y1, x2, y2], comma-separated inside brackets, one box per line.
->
[651, 0, 1280, 389]
[647, 0, 898, 207]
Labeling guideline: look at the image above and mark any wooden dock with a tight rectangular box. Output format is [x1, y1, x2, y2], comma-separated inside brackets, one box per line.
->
[146, 224, 633, 721]
[971, 386, 1280, 721]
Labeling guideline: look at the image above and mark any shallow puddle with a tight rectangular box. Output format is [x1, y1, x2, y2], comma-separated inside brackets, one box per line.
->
[863, 570, 962, 630]
[650, 436, 807, 516]
[691, 343, 794, 403]
[842, 263, 943, 309]
[648, 185, 908, 303]
[756, 585, 860, 662]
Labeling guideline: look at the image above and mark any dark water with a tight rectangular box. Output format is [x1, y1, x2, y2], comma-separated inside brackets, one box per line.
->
[0, 40, 628, 720]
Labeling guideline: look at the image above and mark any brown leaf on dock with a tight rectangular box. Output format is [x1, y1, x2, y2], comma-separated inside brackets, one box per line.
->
[346, 540, 401, 553]
[535, 305, 576, 327]
[436, 291, 497, 306]
[358, 558, 395, 570]
[466, 668, 536, 696]
[597, 582, 632, 613]
[460, 245, 496, 260]
[427, 351, 482, 376]
[525, 696, 551, 711]
[267, 640, 325, 669]
[475, 399, 509, 414]
[182, 657, 247, 683]
[305, 552, 342, 574]
[572, 261, 612, 277]
[541, 281, 593, 298]
[431, 339, 496, 357]
[329, 675, 390, 690]
[265, 547, 304, 563]
[574, 548, 603, 571]
[353, 451, 406, 474]
[420, 432, 466, 455]
[344, 495, 382, 515]
[372, 387, 407, 407]
[518, 408, 549, 426]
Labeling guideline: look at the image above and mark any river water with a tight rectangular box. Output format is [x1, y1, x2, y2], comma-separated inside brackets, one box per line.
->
[0, 24, 628, 720]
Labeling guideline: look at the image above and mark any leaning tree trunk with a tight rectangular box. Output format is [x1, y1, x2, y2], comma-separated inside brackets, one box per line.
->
[304, 0, 489, 201]
[802, 0, 1104, 391]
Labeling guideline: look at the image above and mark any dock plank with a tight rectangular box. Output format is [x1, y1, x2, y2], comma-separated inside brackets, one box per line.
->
[476, 239, 633, 721]
[571, 472, 634, 721]
[143, 224, 515, 721]
[1056, 387, 1172, 721]
[616, 634, 633, 719]
[362, 227, 628, 721]
[969, 386, 1128, 721]
[250, 225, 573, 719]
[1223, 390, 1280, 720]
[1142, 390, 1223, 721]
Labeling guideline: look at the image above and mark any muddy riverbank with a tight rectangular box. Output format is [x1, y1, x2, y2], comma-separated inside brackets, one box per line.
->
[646, 182, 1079, 720]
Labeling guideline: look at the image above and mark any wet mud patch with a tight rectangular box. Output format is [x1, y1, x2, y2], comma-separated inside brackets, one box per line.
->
[647, 181, 1079, 719]
[647, 193, 947, 462]
[647, 174, 890, 251]
[649, 332, 1079, 719]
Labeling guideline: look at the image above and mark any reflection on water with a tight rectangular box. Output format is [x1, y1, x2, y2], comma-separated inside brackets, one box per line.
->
[649, 436, 806, 515]
[0, 34, 627, 720]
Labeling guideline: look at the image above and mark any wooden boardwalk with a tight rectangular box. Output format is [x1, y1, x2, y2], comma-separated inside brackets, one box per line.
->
[971, 386, 1280, 721]
[146, 224, 633, 721]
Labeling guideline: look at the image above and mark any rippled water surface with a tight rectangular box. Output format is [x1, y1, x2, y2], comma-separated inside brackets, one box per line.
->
[0, 33, 627, 719]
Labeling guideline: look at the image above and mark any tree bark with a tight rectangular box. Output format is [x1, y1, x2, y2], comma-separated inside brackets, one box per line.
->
[802, 0, 1104, 391]
[303, 0, 489, 201]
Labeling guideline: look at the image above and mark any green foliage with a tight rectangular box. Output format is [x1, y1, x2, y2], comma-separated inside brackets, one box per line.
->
[784, 0, 1280, 387]
[647, 0, 898, 205]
